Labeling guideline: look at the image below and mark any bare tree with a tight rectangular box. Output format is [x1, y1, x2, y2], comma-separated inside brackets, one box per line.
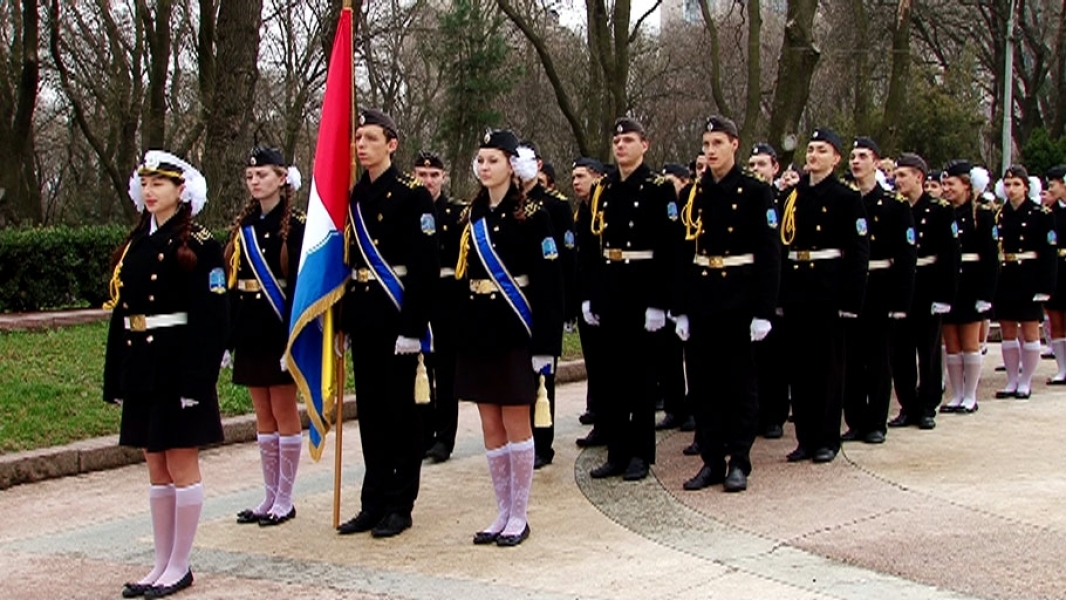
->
[766, 0, 819, 166]
[0, 0, 42, 226]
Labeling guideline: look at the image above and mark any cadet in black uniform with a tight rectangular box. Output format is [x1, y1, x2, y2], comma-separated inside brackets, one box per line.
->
[456, 129, 563, 547]
[413, 151, 464, 464]
[1043, 166, 1066, 384]
[840, 138, 916, 444]
[925, 170, 944, 200]
[104, 151, 227, 599]
[994, 165, 1058, 399]
[939, 161, 998, 413]
[673, 116, 780, 492]
[581, 117, 681, 481]
[336, 109, 439, 539]
[886, 154, 959, 429]
[778, 129, 869, 464]
[225, 147, 306, 528]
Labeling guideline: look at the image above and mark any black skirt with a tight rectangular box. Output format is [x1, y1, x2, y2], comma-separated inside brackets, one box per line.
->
[943, 302, 983, 325]
[456, 347, 536, 405]
[120, 391, 224, 452]
[995, 298, 1045, 322]
[233, 347, 294, 387]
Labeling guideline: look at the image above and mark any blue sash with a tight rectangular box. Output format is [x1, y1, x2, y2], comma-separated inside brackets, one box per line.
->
[239, 225, 286, 322]
[471, 217, 533, 337]
[351, 204, 434, 352]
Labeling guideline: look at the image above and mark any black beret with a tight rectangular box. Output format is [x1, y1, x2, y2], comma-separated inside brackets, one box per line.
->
[572, 157, 605, 174]
[852, 136, 881, 157]
[751, 143, 777, 160]
[809, 128, 842, 153]
[943, 160, 973, 179]
[662, 163, 690, 179]
[925, 170, 943, 183]
[1046, 165, 1066, 182]
[480, 129, 519, 156]
[541, 161, 556, 183]
[895, 153, 929, 174]
[614, 117, 645, 136]
[1003, 164, 1030, 181]
[248, 146, 285, 167]
[415, 151, 445, 170]
[358, 108, 399, 138]
[704, 115, 739, 138]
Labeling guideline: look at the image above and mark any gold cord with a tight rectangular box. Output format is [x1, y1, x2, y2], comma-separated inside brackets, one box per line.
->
[102, 243, 132, 310]
[455, 221, 472, 279]
[589, 184, 606, 236]
[681, 184, 702, 241]
[227, 232, 242, 289]
[780, 189, 798, 245]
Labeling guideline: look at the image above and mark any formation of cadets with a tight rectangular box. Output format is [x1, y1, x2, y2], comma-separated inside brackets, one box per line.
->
[102, 108, 1066, 597]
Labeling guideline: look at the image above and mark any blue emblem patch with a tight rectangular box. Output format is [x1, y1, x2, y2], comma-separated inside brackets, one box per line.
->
[992, 226, 999, 240]
[951, 221, 959, 238]
[667, 201, 679, 221]
[420, 213, 436, 235]
[766, 208, 779, 229]
[208, 267, 226, 294]
[856, 218, 868, 236]
[906, 227, 916, 245]
[542, 237, 558, 260]
[1050, 230, 1058, 245]
[564, 230, 576, 249]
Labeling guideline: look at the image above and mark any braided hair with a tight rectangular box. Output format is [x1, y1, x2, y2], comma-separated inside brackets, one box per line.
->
[224, 165, 295, 278]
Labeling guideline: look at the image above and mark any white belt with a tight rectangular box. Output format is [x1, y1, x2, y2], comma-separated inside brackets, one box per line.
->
[788, 249, 842, 262]
[868, 259, 893, 271]
[916, 256, 938, 267]
[960, 253, 981, 263]
[470, 275, 530, 294]
[440, 267, 456, 278]
[1002, 251, 1038, 263]
[351, 265, 407, 282]
[124, 312, 188, 332]
[693, 254, 754, 269]
[603, 249, 654, 261]
[236, 279, 286, 292]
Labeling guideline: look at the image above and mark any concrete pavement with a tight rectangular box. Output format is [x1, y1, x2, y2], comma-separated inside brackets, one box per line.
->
[1, 347, 1064, 599]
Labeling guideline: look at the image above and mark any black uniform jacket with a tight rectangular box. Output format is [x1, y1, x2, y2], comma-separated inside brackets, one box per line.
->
[103, 217, 228, 403]
[861, 185, 917, 316]
[996, 199, 1058, 302]
[580, 162, 681, 318]
[431, 192, 468, 339]
[1051, 200, 1066, 302]
[228, 204, 306, 351]
[953, 201, 999, 306]
[779, 173, 870, 315]
[342, 165, 439, 341]
[674, 165, 781, 320]
[455, 188, 563, 357]
[529, 183, 579, 322]
[909, 193, 960, 311]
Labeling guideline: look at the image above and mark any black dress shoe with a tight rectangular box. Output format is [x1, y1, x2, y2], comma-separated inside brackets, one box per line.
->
[655, 413, 683, 430]
[589, 461, 626, 478]
[143, 571, 193, 599]
[939, 404, 960, 414]
[236, 508, 266, 524]
[259, 506, 296, 527]
[961, 403, 979, 413]
[682, 441, 701, 456]
[122, 582, 153, 598]
[995, 388, 1018, 399]
[578, 411, 597, 425]
[840, 429, 861, 442]
[1048, 377, 1066, 385]
[763, 424, 784, 439]
[371, 513, 412, 538]
[812, 447, 837, 463]
[622, 458, 650, 481]
[887, 413, 912, 427]
[917, 416, 936, 430]
[425, 441, 451, 463]
[576, 429, 607, 448]
[1015, 389, 1032, 399]
[496, 524, 531, 547]
[786, 446, 811, 462]
[533, 454, 551, 470]
[337, 510, 383, 535]
[682, 465, 724, 490]
[679, 416, 697, 432]
[723, 468, 747, 492]
[473, 530, 500, 545]
[863, 430, 886, 444]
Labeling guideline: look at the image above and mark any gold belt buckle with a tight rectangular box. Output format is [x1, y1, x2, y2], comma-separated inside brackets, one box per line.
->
[1004, 253, 1017, 262]
[607, 249, 623, 261]
[356, 268, 370, 283]
[128, 314, 147, 332]
[470, 280, 496, 294]
[796, 250, 811, 261]
[708, 256, 724, 268]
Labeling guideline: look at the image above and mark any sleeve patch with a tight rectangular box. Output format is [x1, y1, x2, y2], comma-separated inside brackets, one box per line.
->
[992, 225, 999, 240]
[856, 218, 868, 236]
[766, 208, 779, 229]
[542, 237, 559, 260]
[951, 221, 959, 238]
[563, 230, 576, 249]
[906, 227, 916, 245]
[1050, 230, 1058, 245]
[667, 201, 679, 221]
[420, 213, 436, 235]
[208, 268, 227, 294]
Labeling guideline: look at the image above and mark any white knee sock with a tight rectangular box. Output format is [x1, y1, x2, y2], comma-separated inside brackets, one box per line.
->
[1052, 338, 1066, 380]
[945, 354, 964, 407]
[502, 438, 535, 536]
[270, 434, 302, 517]
[138, 484, 175, 585]
[962, 353, 982, 409]
[481, 444, 512, 535]
[1002, 339, 1020, 392]
[158, 483, 203, 586]
[1019, 341, 1042, 394]
[255, 432, 279, 515]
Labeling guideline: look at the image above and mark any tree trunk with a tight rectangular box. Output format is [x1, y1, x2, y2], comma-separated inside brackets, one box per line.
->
[740, 0, 762, 149]
[766, 0, 820, 167]
[697, 0, 733, 117]
[0, 0, 42, 226]
[1050, 0, 1066, 138]
[880, 0, 913, 155]
[850, 0, 871, 136]
[138, 0, 173, 149]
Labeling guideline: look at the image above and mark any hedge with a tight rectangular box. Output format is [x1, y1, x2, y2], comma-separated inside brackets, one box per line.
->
[0, 225, 229, 313]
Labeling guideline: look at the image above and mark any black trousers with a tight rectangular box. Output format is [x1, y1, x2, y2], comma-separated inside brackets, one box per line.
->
[783, 308, 846, 453]
[688, 313, 758, 475]
[843, 315, 895, 435]
[890, 312, 943, 419]
[657, 328, 689, 418]
[532, 359, 557, 461]
[422, 345, 458, 453]
[351, 335, 423, 517]
[578, 316, 604, 419]
[600, 311, 656, 465]
[756, 316, 790, 429]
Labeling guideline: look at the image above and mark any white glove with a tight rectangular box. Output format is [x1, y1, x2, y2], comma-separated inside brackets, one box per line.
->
[644, 308, 667, 332]
[674, 315, 690, 341]
[220, 350, 233, 369]
[888, 312, 907, 320]
[975, 300, 993, 313]
[838, 311, 859, 319]
[279, 357, 289, 373]
[394, 336, 421, 355]
[750, 318, 772, 341]
[582, 301, 600, 326]
[1034, 294, 1051, 302]
[931, 302, 951, 315]
[532, 355, 555, 374]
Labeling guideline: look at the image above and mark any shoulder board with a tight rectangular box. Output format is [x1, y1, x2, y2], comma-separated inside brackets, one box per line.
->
[190, 223, 212, 244]
[894, 192, 907, 202]
[448, 198, 469, 207]
[550, 189, 569, 202]
[460, 205, 472, 222]
[1042, 205, 1053, 214]
[397, 172, 423, 189]
[936, 199, 951, 208]
[977, 203, 994, 211]
[523, 201, 541, 218]
[291, 208, 307, 224]
[844, 180, 860, 192]
[742, 167, 767, 184]
[648, 174, 667, 186]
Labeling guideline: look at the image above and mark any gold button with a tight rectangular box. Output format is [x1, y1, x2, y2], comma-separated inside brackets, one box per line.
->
[158, 253, 165, 261]
[122, 302, 129, 309]
[874, 217, 879, 222]
[816, 225, 821, 231]
[633, 201, 639, 207]
[256, 293, 262, 299]
[494, 226, 500, 232]
[737, 188, 743, 194]
[794, 265, 799, 270]
[727, 227, 734, 233]
[702, 270, 708, 276]
[446, 208, 452, 214]
[809, 263, 815, 269]
[490, 293, 497, 300]
[822, 207, 827, 213]
[721, 271, 727, 278]
[877, 200, 883, 206]
[264, 232, 270, 238]
[732, 204, 737, 210]
[377, 213, 383, 221]
[443, 225, 449, 231]
[386, 192, 392, 198]
[871, 235, 877, 241]
[126, 339, 132, 346]
[148, 295, 155, 302]
[150, 274, 157, 281]
[373, 239, 379, 245]
[146, 335, 154, 343]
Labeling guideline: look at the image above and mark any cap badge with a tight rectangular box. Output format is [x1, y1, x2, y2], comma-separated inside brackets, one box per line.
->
[358, 113, 366, 125]
[484, 131, 491, 144]
[249, 157, 257, 166]
[616, 124, 624, 134]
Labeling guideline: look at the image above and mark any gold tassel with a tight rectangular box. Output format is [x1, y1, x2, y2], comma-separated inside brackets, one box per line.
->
[227, 235, 241, 289]
[414, 353, 431, 405]
[533, 375, 552, 428]
[455, 222, 472, 280]
[780, 189, 798, 245]
[589, 183, 606, 236]
[102, 243, 131, 310]
[681, 183, 702, 241]
[343, 217, 352, 266]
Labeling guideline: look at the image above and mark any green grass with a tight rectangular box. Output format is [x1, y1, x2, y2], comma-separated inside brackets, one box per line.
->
[0, 322, 583, 453]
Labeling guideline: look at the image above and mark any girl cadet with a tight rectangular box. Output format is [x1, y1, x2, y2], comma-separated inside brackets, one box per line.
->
[225, 146, 306, 527]
[103, 150, 227, 599]
[995, 165, 1058, 399]
[939, 162, 998, 414]
[1042, 166, 1066, 384]
[455, 129, 563, 547]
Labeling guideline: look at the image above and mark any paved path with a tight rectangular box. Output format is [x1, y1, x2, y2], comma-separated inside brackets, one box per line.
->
[1, 348, 1063, 599]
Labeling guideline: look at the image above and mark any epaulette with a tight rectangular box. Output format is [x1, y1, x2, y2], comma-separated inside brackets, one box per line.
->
[1042, 205, 1053, 214]
[190, 223, 212, 244]
[550, 189, 570, 202]
[648, 174, 668, 186]
[397, 172, 423, 189]
[523, 201, 541, 218]
[894, 192, 907, 203]
[742, 167, 767, 184]
[291, 208, 307, 224]
[459, 205, 472, 222]
[977, 202, 994, 211]
[844, 180, 860, 192]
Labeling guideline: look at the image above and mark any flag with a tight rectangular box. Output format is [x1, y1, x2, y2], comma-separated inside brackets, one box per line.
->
[285, 6, 353, 461]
